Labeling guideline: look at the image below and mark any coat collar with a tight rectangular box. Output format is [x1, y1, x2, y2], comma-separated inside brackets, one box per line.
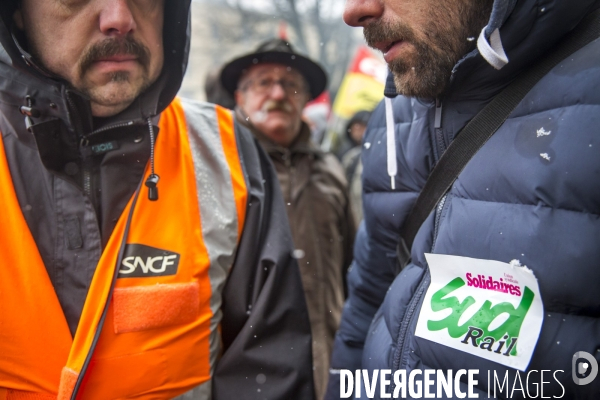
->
[384, 0, 600, 102]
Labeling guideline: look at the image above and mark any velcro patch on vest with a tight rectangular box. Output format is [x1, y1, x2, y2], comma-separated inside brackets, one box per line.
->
[5, 389, 56, 400]
[118, 244, 180, 278]
[113, 282, 200, 333]
[57, 367, 78, 400]
[415, 254, 544, 371]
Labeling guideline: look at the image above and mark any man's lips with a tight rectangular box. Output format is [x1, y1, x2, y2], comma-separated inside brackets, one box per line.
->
[91, 54, 139, 73]
[94, 54, 138, 63]
[372, 40, 406, 63]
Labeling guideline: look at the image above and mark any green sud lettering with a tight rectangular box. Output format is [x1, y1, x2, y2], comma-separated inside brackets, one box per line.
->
[427, 277, 534, 356]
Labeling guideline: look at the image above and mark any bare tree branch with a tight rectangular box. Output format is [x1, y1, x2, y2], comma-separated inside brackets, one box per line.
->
[196, 0, 361, 96]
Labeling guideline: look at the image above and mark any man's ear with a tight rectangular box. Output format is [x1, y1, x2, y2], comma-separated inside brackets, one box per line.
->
[13, 8, 24, 30]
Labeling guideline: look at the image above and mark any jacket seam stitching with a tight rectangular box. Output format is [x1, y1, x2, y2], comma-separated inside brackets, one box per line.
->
[449, 194, 600, 217]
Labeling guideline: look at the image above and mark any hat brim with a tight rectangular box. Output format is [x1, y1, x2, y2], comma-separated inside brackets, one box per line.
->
[220, 51, 327, 100]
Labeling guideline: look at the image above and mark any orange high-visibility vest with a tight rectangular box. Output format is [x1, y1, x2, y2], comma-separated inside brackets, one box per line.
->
[0, 98, 247, 400]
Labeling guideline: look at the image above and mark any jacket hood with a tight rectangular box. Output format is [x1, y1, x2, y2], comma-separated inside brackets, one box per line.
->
[384, 0, 600, 99]
[382, 0, 600, 192]
[0, 1, 191, 133]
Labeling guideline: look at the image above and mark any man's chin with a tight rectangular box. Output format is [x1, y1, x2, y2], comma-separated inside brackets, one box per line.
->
[391, 70, 418, 97]
[389, 59, 448, 99]
[88, 90, 138, 117]
[84, 82, 145, 117]
[256, 120, 293, 135]
[260, 119, 289, 129]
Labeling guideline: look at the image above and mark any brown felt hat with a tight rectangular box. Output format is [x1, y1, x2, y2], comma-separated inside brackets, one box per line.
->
[220, 38, 327, 100]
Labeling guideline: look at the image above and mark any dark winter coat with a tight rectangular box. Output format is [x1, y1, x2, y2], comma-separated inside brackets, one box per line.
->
[238, 110, 355, 400]
[327, 0, 600, 398]
[0, 2, 314, 398]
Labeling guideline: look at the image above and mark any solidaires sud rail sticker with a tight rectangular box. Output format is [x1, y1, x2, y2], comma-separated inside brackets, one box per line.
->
[415, 254, 544, 371]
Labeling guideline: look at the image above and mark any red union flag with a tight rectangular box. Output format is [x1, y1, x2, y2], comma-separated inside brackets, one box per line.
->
[333, 46, 387, 119]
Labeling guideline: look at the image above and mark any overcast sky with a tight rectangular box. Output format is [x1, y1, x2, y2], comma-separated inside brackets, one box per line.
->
[194, 0, 345, 19]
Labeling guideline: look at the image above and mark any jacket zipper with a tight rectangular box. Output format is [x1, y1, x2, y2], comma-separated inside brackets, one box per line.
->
[434, 98, 445, 161]
[391, 269, 430, 371]
[83, 166, 92, 198]
[391, 97, 448, 380]
[89, 120, 134, 137]
[65, 94, 95, 200]
[431, 195, 448, 251]
[431, 97, 450, 251]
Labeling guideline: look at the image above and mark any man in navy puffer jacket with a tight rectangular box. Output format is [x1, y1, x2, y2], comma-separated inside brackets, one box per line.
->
[326, 0, 600, 398]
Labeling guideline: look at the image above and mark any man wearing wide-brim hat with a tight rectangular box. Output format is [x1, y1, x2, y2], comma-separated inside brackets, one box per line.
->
[221, 39, 356, 400]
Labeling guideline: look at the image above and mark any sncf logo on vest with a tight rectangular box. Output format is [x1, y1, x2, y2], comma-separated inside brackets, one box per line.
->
[118, 244, 180, 278]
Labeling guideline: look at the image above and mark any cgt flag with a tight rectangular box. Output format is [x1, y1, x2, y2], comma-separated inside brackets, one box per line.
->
[332, 46, 386, 119]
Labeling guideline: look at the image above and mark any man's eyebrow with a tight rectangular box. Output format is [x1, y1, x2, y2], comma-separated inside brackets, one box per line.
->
[250, 72, 271, 80]
[252, 68, 302, 79]
[252, 69, 280, 78]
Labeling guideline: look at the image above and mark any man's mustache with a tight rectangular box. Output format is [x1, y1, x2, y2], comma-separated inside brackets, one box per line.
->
[363, 19, 415, 51]
[79, 37, 150, 75]
[263, 99, 293, 113]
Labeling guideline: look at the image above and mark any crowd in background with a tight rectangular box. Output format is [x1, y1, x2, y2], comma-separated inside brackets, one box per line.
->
[2, 0, 599, 398]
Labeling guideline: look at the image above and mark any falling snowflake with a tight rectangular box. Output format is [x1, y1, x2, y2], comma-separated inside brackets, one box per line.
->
[536, 127, 551, 137]
[292, 249, 306, 259]
[540, 153, 551, 161]
[364, 142, 372, 149]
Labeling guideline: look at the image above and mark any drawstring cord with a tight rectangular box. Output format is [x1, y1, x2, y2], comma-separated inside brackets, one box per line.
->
[477, 26, 509, 70]
[145, 118, 160, 201]
[385, 97, 397, 190]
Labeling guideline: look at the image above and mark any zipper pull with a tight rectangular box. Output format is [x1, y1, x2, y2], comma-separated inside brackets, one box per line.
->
[24, 115, 34, 131]
[20, 96, 40, 132]
[434, 98, 443, 129]
[146, 118, 159, 201]
[145, 174, 159, 201]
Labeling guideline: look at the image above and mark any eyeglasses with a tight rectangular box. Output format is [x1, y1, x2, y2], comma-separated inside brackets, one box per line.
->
[244, 77, 306, 97]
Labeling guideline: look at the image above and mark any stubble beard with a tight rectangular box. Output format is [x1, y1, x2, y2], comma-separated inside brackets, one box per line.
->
[364, 0, 493, 98]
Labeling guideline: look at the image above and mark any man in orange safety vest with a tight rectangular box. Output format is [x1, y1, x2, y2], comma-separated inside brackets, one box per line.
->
[0, 1, 314, 399]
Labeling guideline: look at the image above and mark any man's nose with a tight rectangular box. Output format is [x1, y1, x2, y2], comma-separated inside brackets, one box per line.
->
[343, 0, 384, 27]
[99, 0, 137, 36]
[269, 81, 288, 100]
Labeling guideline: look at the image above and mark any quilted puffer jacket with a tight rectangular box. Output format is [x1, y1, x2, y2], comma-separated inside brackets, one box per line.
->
[326, 0, 600, 398]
